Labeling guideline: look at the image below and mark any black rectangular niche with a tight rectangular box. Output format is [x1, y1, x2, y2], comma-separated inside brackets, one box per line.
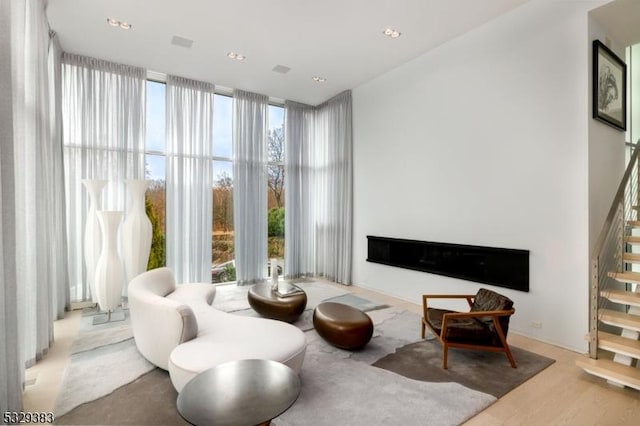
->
[367, 236, 529, 292]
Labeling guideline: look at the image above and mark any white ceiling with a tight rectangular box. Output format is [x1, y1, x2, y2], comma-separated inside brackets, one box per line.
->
[590, 0, 640, 48]
[46, 0, 530, 105]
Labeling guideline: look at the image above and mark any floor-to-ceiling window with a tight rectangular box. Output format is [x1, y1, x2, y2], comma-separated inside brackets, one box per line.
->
[145, 80, 167, 269]
[211, 94, 235, 282]
[267, 105, 285, 277]
[145, 81, 284, 283]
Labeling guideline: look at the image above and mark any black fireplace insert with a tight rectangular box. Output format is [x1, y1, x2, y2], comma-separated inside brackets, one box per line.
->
[367, 235, 529, 292]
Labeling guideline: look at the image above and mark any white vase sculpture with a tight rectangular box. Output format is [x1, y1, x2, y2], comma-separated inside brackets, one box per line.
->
[271, 258, 279, 292]
[82, 179, 108, 304]
[121, 179, 152, 291]
[94, 211, 125, 313]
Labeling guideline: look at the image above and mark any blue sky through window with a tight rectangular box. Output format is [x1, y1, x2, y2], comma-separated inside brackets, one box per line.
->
[268, 104, 284, 133]
[145, 81, 283, 184]
[213, 94, 233, 158]
[146, 81, 166, 154]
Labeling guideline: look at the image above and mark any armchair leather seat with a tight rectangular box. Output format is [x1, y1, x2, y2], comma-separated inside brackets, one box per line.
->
[426, 308, 498, 346]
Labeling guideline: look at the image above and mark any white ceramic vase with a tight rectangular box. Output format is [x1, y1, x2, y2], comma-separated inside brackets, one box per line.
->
[82, 179, 108, 304]
[271, 258, 279, 291]
[121, 179, 152, 291]
[94, 211, 125, 312]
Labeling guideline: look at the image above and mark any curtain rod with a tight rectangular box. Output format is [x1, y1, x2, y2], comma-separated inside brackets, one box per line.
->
[146, 70, 285, 106]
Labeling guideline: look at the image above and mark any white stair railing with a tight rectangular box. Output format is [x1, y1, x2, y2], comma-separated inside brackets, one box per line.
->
[590, 145, 640, 358]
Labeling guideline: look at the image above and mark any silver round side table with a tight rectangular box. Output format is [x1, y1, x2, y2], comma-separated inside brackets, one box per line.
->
[177, 359, 301, 426]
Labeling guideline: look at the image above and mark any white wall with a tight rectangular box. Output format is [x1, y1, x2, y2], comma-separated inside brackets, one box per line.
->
[352, 0, 612, 352]
[588, 18, 626, 257]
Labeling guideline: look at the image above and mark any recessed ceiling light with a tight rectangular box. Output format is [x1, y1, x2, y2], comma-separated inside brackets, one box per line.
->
[382, 28, 401, 38]
[106, 18, 132, 30]
[312, 76, 326, 83]
[227, 52, 246, 61]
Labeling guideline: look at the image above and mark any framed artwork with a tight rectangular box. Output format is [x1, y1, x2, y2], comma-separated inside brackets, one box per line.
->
[593, 40, 626, 131]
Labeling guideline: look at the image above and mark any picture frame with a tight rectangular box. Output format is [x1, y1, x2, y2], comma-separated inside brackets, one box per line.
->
[593, 40, 626, 131]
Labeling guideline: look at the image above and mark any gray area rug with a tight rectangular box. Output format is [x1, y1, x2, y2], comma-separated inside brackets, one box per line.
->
[272, 309, 495, 425]
[55, 308, 155, 417]
[55, 369, 187, 426]
[55, 282, 357, 417]
[324, 292, 389, 312]
[212, 280, 352, 313]
[55, 282, 554, 425]
[55, 338, 155, 417]
[274, 358, 493, 426]
[373, 340, 555, 399]
[213, 283, 388, 331]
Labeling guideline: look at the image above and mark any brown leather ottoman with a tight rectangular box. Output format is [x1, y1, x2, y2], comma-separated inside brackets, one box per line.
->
[247, 283, 307, 323]
[313, 302, 374, 350]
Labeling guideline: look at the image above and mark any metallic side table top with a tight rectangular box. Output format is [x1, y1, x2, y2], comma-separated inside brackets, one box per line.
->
[177, 359, 301, 426]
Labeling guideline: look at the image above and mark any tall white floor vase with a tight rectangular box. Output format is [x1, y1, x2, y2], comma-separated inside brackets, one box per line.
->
[94, 211, 125, 323]
[82, 179, 108, 305]
[121, 179, 152, 294]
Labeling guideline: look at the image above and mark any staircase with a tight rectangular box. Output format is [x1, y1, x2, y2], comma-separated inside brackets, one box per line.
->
[576, 146, 640, 390]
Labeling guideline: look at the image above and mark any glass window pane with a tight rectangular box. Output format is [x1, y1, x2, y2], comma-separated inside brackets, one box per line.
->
[146, 81, 166, 153]
[268, 105, 284, 163]
[145, 154, 166, 268]
[267, 105, 285, 275]
[212, 160, 235, 283]
[213, 94, 233, 158]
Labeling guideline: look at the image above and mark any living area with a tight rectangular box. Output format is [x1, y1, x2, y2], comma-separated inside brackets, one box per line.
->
[3, 0, 640, 425]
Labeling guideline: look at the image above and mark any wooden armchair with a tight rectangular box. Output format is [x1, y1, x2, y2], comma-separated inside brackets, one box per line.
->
[421, 288, 516, 369]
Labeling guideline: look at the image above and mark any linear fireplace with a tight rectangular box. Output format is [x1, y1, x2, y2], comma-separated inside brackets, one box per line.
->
[367, 236, 529, 292]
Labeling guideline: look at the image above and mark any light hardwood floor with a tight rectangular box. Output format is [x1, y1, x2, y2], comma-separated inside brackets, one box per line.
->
[24, 284, 640, 425]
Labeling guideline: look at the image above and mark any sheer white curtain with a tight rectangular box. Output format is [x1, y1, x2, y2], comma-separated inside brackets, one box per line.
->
[48, 33, 69, 317]
[1, 0, 21, 412]
[284, 101, 316, 278]
[2, 0, 69, 411]
[62, 54, 146, 301]
[233, 90, 268, 285]
[314, 91, 353, 284]
[165, 76, 215, 283]
[284, 91, 353, 284]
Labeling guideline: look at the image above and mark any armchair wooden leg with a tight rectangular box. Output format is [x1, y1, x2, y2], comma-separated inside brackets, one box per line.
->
[421, 319, 426, 339]
[493, 317, 517, 368]
[442, 343, 448, 370]
[504, 345, 517, 368]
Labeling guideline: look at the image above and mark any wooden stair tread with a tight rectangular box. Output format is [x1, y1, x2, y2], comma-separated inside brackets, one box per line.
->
[576, 357, 640, 390]
[623, 253, 640, 263]
[600, 286, 640, 307]
[628, 221, 640, 227]
[599, 309, 640, 331]
[598, 331, 640, 358]
[607, 271, 640, 285]
[625, 236, 640, 244]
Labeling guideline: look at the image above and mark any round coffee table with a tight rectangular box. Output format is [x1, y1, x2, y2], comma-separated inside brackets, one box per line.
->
[248, 282, 307, 322]
[177, 359, 301, 426]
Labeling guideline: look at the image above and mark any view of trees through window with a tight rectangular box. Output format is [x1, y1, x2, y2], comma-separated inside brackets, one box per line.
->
[145, 81, 285, 283]
[145, 81, 167, 271]
[211, 94, 235, 282]
[267, 105, 285, 276]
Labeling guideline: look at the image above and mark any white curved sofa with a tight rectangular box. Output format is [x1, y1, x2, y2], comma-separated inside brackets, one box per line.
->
[128, 267, 307, 392]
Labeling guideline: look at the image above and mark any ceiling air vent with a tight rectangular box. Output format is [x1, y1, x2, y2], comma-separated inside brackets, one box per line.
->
[272, 65, 291, 74]
[171, 35, 194, 48]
